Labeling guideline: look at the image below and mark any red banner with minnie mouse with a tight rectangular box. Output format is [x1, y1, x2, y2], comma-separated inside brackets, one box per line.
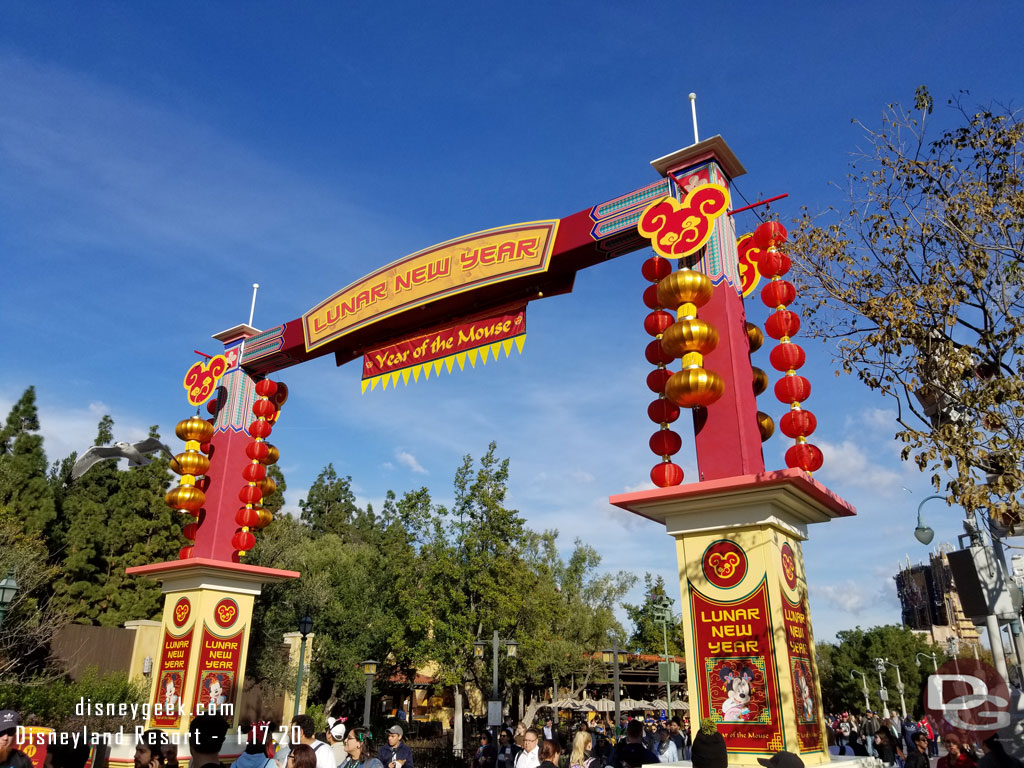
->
[689, 580, 785, 756]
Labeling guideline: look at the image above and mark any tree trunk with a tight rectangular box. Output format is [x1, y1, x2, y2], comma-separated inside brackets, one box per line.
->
[324, 680, 340, 718]
[454, 684, 464, 754]
[519, 692, 544, 734]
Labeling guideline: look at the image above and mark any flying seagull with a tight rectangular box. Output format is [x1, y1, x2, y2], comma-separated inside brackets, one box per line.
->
[71, 437, 176, 480]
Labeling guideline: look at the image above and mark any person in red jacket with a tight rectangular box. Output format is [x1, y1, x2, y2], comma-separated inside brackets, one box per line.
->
[938, 733, 978, 768]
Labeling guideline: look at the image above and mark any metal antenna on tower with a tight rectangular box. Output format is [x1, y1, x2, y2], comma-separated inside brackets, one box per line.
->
[689, 93, 699, 144]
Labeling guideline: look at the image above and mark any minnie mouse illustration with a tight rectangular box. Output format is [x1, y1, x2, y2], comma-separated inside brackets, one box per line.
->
[719, 665, 756, 721]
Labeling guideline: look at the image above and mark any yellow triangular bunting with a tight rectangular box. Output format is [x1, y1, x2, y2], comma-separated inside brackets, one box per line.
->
[515, 335, 526, 353]
[456, 352, 466, 370]
[424, 363, 432, 380]
[381, 374, 390, 391]
[479, 346, 490, 365]
[502, 338, 514, 356]
[361, 379, 370, 394]
[401, 369, 410, 385]
[444, 356, 454, 373]
[489, 341, 502, 361]
[370, 377, 379, 391]
[412, 365, 421, 382]
[468, 349, 478, 368]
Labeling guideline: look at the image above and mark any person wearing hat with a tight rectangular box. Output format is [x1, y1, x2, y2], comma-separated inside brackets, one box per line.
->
[757, 751, 805, 768]
[690, 720, 727, 768]
[378, 725, 413, 768]
[0, 711, 32, 768]
[326, 718, 348, 767]
[188, 714, 229, 768]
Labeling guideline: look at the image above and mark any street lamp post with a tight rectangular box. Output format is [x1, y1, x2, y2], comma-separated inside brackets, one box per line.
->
[915, 651, 938, 673]
[362, 659, 379, 727]
[475, 633, 517, 741]
[0, 569, 19, 628]
[850, 669, 870, 713]
[875, 658, 907, 718]
[651, 595, 676, 720]
[602, 644, 625, 738]
[913, 495, 944, 545]
[293, 615, 313, 717]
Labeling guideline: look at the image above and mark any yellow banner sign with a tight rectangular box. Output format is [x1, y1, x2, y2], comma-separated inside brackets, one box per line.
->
[303, 221, 559, 352]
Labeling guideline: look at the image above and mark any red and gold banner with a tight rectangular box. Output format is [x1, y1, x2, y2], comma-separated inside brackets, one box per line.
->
[737, 232, 763, 297]
[690, 580, 784, 755]
[361, 308, 526, 392]
[190, 626, 244, 718]
[304, 221, 557, 352]
[150, 627, 194, 727]
[782, 592, 824, 752]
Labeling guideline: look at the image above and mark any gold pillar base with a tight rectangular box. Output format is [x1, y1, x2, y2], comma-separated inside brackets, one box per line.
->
[611, 469, 855, 766]
[127, 557, 299, 734]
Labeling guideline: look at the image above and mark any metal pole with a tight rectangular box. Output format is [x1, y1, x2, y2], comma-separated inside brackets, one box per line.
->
[662, 620, 672, 721]
[688, 93, 699, 144]
[894, 666, 907, 719]
[613, 640, 621, 739]
[363, 673, 373, 727]
[293, 635, 308, 717]
[862, 678, 870, 713]
[987, 614, 1010, 681]
[492, 630, 500, 746]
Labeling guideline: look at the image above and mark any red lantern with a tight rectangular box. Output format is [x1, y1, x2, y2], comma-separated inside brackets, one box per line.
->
[242, 463, 267, 482]
[255, 379, 278, 397]
[231, 531, 256, 552]
[786, 443, 824, 472]
[235, 507, 261, 528]
[246, 441, 270, 461]
[769, 343, 807, 372]
[647, 398, 680, 424]
[758, 250, 792, 278]
[646, 368, 673, 393]
[649, 430, 682, 456]
[206, 398, 220, 416]
[753, 221, 788, 250]
[760, 279, 796, 309]
[645, 340, 674, 366]
[765, 310, 801, 340]
[252, 399, 277, 419]
[641, 256, 672, 282]
[248, 420, 273, 439]
[238, 485, 263, 505]
[780, 409, 818, 439]
[182, 523, 198, 541]
[642, 284, 661, 310]
[644, 311, 674, 337]
[775, 375, 812, 405]
[178, 546, 194, 560]
[650, 462, 683, 487]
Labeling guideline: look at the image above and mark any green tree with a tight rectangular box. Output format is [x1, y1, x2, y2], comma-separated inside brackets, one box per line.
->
[624, 574, 683, 656]
[817, 625, 947, 715]
[791, 89, 1024, 526]
[54, 420, 178, 625]
[299, 464, 363, 537]
[0, 387, 56, 533]
[0, 507, 68, 680]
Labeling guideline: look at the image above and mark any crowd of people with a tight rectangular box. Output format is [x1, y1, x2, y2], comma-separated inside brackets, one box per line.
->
[2, 704, 1022, 768]
[824, 710, 1022, 768]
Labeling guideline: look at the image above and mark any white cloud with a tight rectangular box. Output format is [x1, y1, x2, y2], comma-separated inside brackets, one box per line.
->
[812, 580, 869, 615]
[396, 449, 427, 474]
[815, 438, 902, 493]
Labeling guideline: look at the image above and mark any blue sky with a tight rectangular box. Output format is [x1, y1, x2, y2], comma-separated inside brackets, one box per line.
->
[2, 2, 1022, 643]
